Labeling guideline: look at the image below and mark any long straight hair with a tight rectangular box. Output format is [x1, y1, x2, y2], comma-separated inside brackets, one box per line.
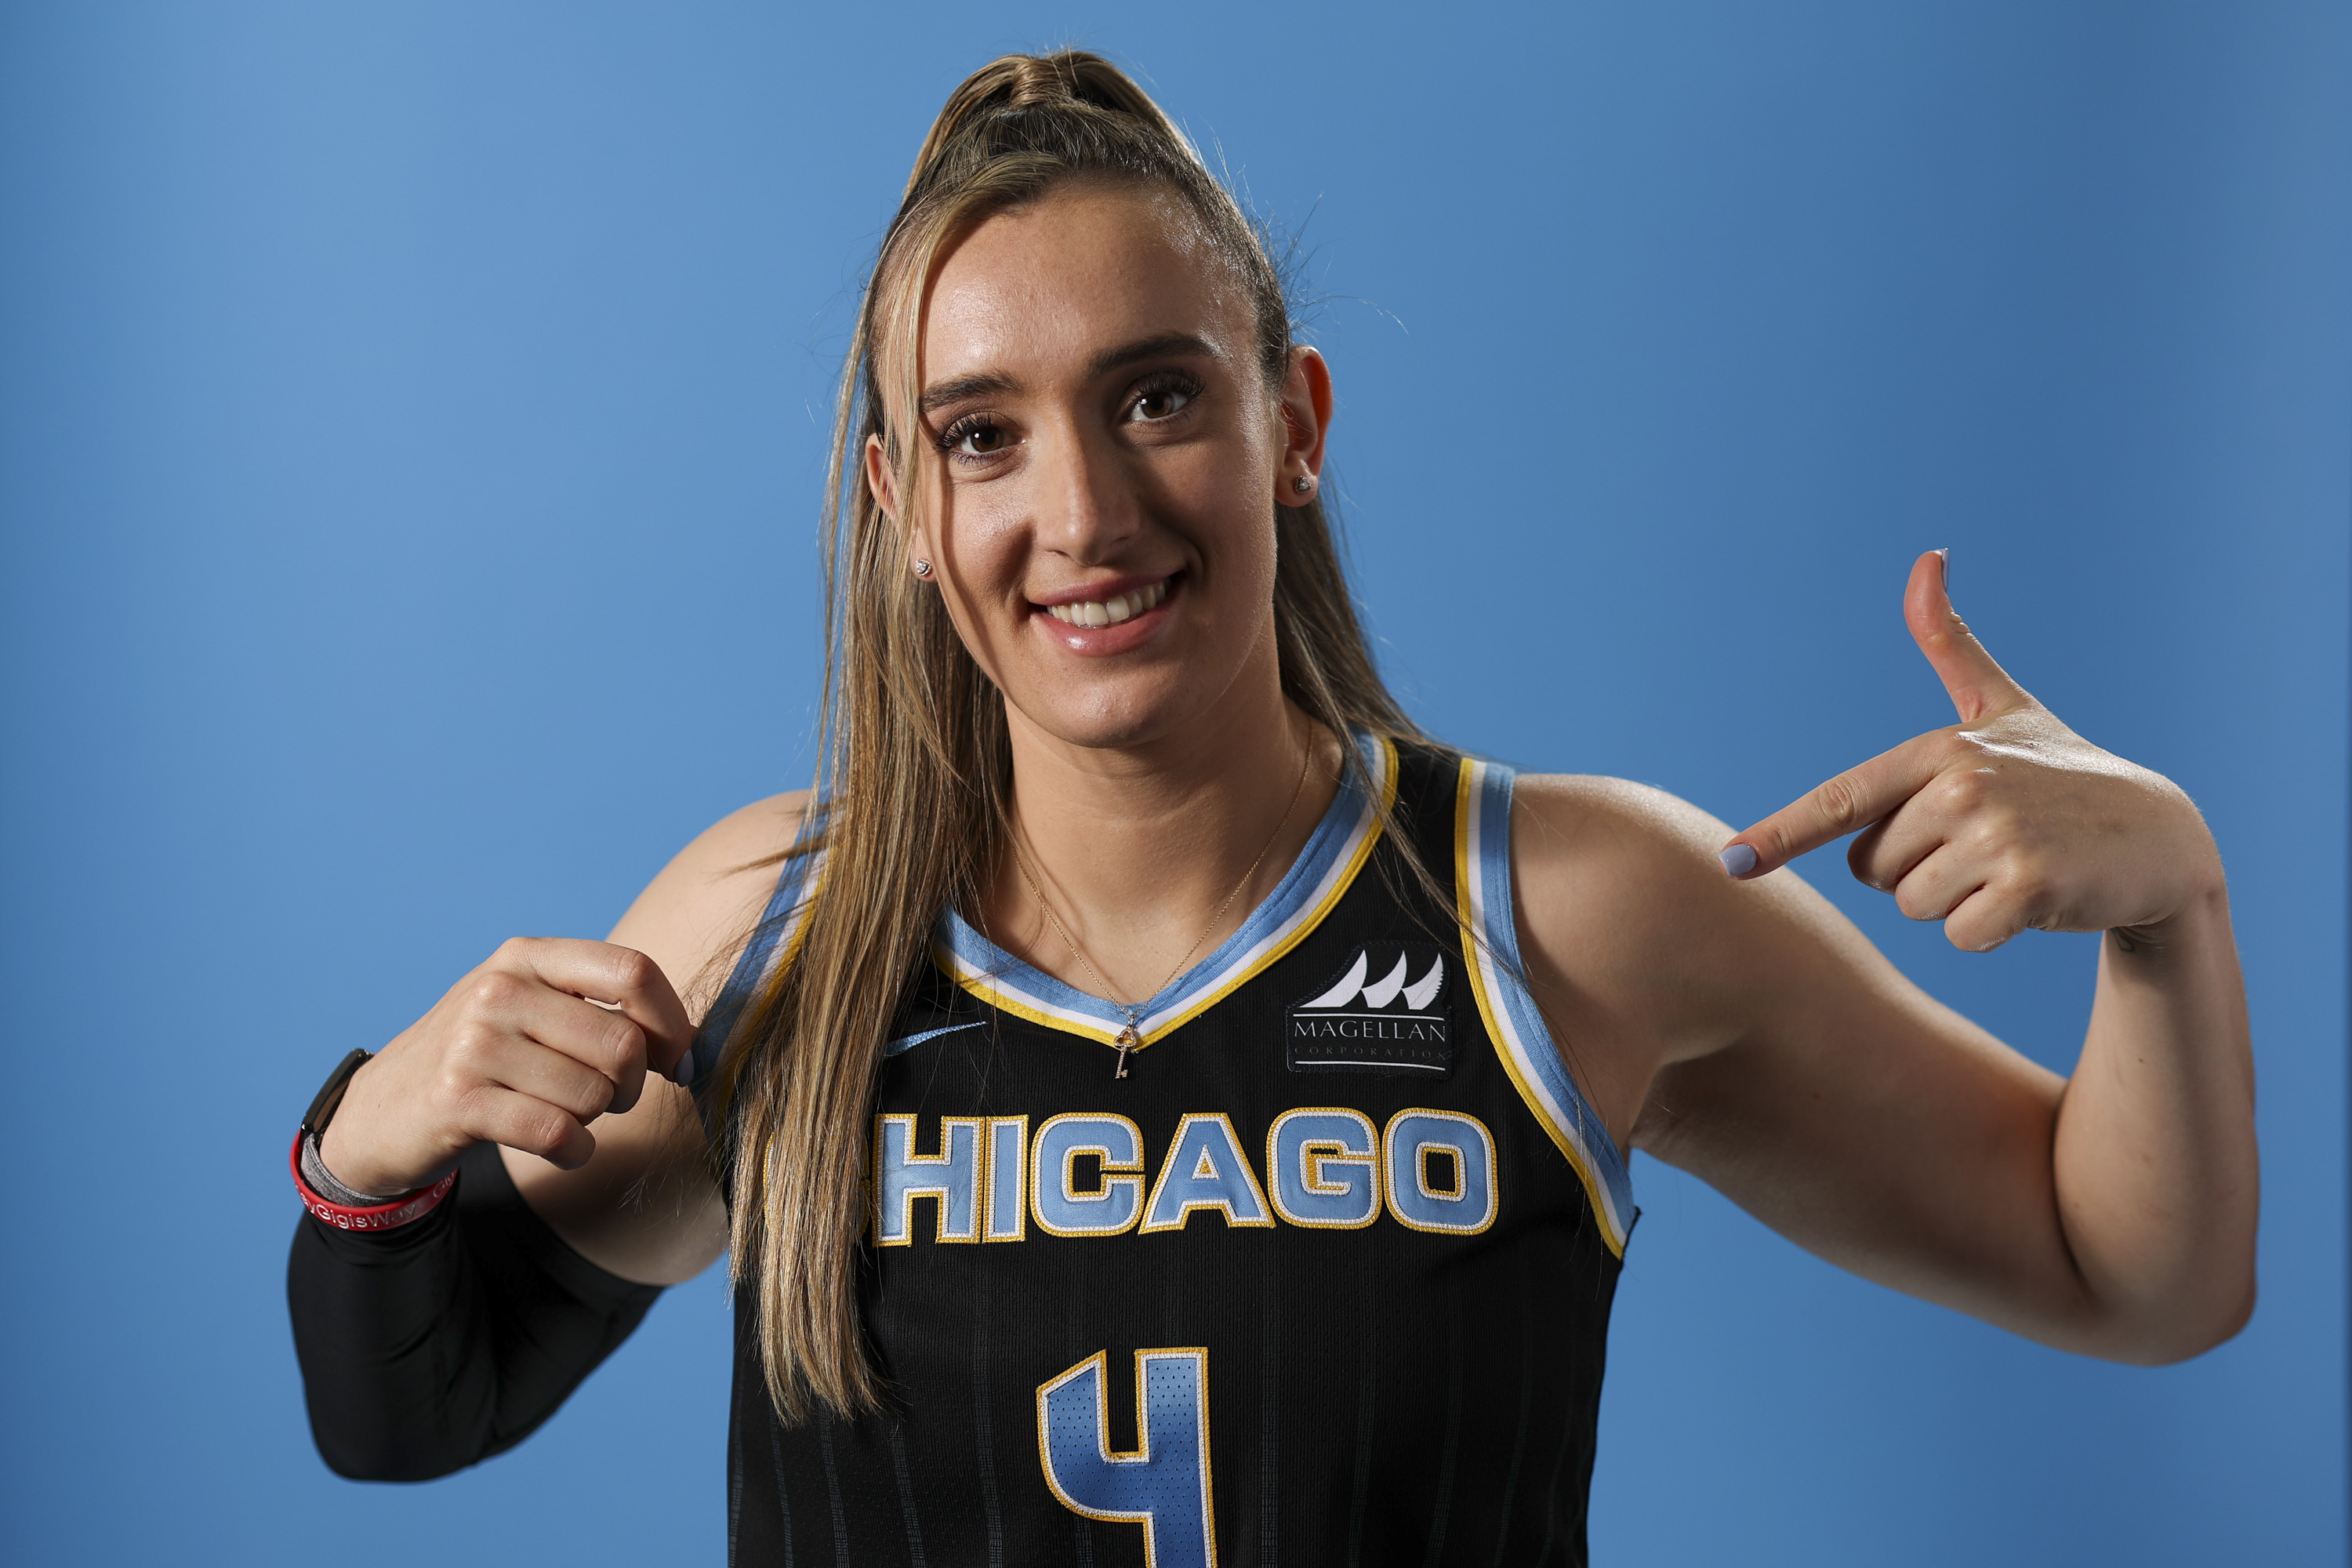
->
[717, 50, 1429, 1421]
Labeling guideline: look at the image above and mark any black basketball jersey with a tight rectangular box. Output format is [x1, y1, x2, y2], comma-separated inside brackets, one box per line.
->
[685, 735, 1635, 1566]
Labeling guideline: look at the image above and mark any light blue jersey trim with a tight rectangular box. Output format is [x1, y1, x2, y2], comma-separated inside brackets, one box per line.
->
[884, 1020, 985, 1058]
[1456, 758, 1635, 1251]
[687, 803, 827, 1098]
[932, 731, 1396, 1045]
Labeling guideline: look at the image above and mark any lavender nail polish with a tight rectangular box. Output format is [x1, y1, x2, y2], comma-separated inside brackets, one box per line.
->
[1719, 844, 1759, 878]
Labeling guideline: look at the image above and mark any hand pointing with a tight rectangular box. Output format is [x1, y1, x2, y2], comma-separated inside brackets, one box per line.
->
[1719, 551, 2216, 952]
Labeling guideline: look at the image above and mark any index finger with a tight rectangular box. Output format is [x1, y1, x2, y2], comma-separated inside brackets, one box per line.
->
[1719, 728, 1950, 879]
[498, 936, 695, 1086]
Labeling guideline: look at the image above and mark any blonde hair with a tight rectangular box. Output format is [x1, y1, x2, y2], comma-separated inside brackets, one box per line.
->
[717, 49, 1426, 1421]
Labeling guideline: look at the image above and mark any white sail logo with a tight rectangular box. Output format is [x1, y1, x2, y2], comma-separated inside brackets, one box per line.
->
[1287, 942, 1453, 1076]
[1298, 949, 1446, 1013]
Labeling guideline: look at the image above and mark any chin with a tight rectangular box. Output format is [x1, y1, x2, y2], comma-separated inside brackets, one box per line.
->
[1014, 673, 1223, 753]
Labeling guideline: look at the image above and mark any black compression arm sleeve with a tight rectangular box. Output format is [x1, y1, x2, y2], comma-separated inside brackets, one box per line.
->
[286, 1141, 662, 1481]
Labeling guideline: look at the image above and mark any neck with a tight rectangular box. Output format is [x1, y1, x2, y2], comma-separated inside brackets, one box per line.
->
[987, 667, 1345, 1007]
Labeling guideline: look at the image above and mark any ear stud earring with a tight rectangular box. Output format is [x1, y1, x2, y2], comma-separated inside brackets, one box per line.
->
[912, 559, 934, 578]
[1292, 476, 1312, 494]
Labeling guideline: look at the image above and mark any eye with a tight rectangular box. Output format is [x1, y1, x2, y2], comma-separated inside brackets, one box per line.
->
[937, 414, 1013, 460]
[1123, 372, 1200, 425]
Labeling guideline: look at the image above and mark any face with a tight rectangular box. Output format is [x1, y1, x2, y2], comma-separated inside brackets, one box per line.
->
[869, 182, 1329, 753]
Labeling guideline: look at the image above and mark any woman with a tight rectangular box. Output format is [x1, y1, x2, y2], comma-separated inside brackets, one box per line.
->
[287, 52, 2254, 1566]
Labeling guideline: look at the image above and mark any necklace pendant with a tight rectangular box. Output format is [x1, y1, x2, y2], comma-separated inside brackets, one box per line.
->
[1113, 1023, 1142, 1079]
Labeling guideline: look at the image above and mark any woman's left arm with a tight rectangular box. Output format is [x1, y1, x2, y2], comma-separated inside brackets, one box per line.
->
[1517, 551, 2255, 1364]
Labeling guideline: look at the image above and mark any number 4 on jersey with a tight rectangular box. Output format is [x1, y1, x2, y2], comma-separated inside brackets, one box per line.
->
[1037, 1348, 1216, 1567]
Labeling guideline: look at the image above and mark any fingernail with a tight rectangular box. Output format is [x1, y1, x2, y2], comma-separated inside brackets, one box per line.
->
[1719, 844, 1759, 878]
[1936, 547, 1951, 589]
[672, 1052, 697, 1087]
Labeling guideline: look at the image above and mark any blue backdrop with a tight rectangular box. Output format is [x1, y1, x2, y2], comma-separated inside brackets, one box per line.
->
[2, 4, 2344, 1563]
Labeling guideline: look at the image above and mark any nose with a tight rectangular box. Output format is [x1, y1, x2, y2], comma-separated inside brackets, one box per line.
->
[1031, 419, 1140, 564]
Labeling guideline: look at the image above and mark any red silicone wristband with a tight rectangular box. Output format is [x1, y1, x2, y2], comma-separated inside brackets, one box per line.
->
[289, 1133, 456, 1232]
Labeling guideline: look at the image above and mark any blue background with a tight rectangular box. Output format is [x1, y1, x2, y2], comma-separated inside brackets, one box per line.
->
[2, 4, 2345, 1563]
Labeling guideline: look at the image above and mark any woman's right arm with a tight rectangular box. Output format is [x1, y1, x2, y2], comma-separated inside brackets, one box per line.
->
[286, 792, 808, 1478]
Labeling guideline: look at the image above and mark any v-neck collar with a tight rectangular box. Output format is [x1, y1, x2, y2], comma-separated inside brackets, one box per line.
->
[933, 731, 1398, 1047]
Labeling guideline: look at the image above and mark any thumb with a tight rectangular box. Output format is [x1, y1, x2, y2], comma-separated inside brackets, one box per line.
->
[1907, 549, 2032, 724]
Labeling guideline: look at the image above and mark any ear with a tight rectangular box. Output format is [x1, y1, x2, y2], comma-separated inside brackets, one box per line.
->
[864, 433, 900, 524]
[1274, 346, 1333, 509]
[866, 434, 931, 570]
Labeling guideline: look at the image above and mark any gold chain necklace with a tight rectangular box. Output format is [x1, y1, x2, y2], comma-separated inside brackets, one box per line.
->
[1013, 739, 1313, 1079]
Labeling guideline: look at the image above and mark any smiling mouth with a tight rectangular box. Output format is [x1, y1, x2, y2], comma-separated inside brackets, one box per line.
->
[1041, 578, 1171, 628]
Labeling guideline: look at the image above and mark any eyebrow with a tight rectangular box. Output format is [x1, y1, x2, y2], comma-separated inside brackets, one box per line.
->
[1087, 331, 1218, 379]
[916, 332, 1221, 416]
[918, 372, 1016, 416]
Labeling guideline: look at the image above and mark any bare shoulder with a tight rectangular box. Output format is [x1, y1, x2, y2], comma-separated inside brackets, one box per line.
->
[1510, 773, 1733, 877]
[1511, 771, 1860, 967]
[607, 789, 813, 1022]
[1508, 773, 1755, 981]
[1504, 773, 1869, 1134]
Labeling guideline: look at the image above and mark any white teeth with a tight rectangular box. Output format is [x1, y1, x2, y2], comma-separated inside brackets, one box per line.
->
[1049, 580, 1167, 630]
[1045, 579, 1168, 627]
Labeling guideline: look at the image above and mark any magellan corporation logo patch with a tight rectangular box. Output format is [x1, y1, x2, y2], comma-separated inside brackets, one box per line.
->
[1286, 941, 1453, 1076]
